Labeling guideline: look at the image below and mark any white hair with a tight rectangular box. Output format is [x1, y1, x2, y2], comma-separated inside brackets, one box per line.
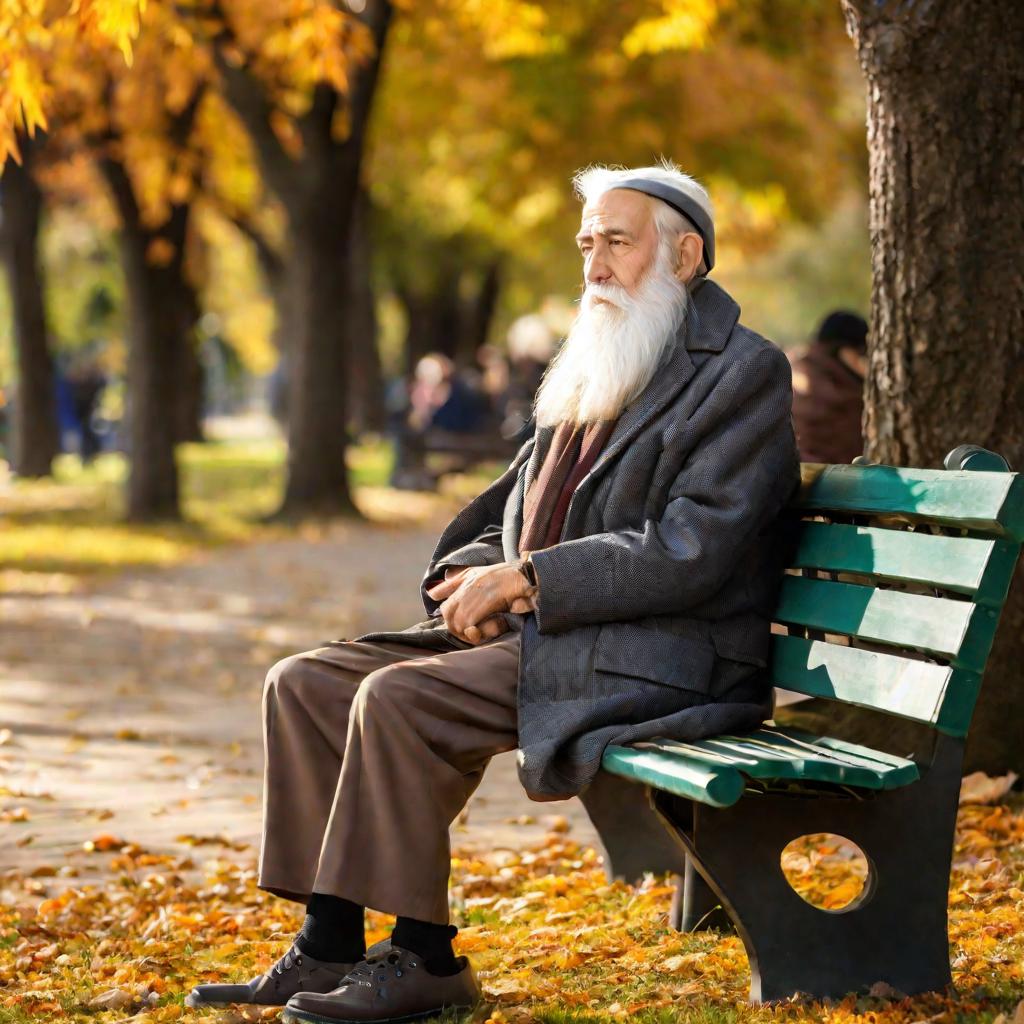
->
[533, 240, 688, 427]
[572, 160, 713, 275]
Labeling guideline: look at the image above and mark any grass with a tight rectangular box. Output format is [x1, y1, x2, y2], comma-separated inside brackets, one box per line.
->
[0, 437, 502, 577]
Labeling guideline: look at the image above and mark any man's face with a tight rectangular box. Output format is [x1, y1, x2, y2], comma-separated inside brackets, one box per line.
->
[576, 189, 660, 303]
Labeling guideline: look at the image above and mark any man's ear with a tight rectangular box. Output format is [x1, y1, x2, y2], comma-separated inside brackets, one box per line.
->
[675, 232, 704, 284]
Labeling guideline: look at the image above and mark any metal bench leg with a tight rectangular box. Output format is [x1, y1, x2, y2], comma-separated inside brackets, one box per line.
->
[649, 735, 963, 1003]
[579, 771, 688, 883]
[673, 855, 734, 932]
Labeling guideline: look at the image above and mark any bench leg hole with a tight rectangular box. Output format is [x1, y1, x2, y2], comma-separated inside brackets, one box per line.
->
[780, 833, 875, 913]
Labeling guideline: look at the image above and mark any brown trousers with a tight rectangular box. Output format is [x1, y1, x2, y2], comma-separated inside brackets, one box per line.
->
[257, 632, 521, 924]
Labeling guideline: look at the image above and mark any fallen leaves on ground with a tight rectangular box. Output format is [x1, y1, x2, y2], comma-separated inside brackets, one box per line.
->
[1, 799, 1022, 1024]
[960, 772, 1020, 806]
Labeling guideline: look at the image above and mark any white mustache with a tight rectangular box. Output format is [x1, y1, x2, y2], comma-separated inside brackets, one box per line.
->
[583, 282, 633, 310]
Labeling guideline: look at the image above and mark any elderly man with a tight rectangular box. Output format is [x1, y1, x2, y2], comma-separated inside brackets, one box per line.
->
[187, 162, 799, 1023]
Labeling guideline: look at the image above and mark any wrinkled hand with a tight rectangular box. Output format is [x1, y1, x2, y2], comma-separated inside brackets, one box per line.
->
[426, 561, 537, 645]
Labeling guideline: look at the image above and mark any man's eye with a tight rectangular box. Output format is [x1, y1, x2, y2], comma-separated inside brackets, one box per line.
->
[610, 239, 625, 247]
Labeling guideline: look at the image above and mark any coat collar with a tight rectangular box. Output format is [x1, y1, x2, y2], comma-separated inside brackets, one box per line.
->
[684, 276, 741, 352]
[523, 277, 741, 492]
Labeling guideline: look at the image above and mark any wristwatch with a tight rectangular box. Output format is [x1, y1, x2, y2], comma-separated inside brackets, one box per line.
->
[518, 554, 538, 588]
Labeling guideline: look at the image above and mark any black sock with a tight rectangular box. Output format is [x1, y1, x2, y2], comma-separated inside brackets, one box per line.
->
[295, 892, 365, 964]
[391, 917, 461, 976]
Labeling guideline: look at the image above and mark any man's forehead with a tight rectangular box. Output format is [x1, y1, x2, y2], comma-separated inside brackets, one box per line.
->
[579, 189, 653, 234]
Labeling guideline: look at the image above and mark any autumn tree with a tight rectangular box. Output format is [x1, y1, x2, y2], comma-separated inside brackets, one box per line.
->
[0, 132, 60, 477]
[0, 0, 146, 477]
[44, 7, 215, 520]
[184, 0, 394, 517]
[837, 1, 1024, 773]
[369, 0, 859, 373]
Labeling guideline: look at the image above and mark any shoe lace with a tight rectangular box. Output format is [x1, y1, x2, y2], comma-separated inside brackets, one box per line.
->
[345, 950, 416, 986]
[271, 945, 304, 978]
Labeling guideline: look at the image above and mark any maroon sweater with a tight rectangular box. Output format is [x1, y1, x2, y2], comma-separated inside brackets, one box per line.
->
[519, 419, 617, 555]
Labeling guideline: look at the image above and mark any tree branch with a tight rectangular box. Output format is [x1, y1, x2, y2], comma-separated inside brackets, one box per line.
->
[202, 0, 300, 205]
[211, 195, 285, 284]
[341, 0, 393, 156]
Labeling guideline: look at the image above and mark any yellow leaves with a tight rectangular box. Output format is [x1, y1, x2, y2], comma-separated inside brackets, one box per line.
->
[226, 0, 375, 109]
[0, 51, 51, 163]
[0, 0, 145, 164]
[622, 0, 733, 58]
[449, 0, 562, 60]
[3, 801, 1024, 1023]
[72, 0, 148, 64]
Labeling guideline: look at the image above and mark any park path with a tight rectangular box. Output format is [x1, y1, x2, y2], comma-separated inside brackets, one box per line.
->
[0, 490, 597, 903]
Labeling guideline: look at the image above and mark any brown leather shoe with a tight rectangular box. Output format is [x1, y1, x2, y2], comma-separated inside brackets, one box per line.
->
[282, 944, 480, 1024]
[186, 940, 390, 1009]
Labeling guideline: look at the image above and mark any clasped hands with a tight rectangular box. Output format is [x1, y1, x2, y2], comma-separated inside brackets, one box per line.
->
[425, 560, 538, 646]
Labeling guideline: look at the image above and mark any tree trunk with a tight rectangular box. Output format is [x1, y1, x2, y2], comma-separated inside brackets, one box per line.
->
[457, 259, 502, 364]
[398, 274, 463, 376]
[99, 156, 188, 521]
[280, 201, 360, 516]
[348, 186, 384, 435]
[175, 272, 204, 444]
[841, 0, 1024, 773]
[0, 135, 59, 477]
[213, 0, 392, 517]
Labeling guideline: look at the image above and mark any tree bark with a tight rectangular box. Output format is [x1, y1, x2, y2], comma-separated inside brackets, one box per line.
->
[397, 273, 462, 375]
[212, 0, 392, 517]
[840, 0, 1024, 773]
[99, 154, 190, 521]
[348, 186, 384, 435]
[458, 258, 502, 363]
[175, 267, 205, 444]
[280, 202, 359, 515]
[0, 134, 59, 477]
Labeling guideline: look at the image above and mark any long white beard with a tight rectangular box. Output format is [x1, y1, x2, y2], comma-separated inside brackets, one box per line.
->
[533, 248, 688, 428]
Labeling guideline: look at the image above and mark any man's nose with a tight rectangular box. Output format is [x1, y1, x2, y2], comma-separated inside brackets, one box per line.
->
[585, 251, 612, 286]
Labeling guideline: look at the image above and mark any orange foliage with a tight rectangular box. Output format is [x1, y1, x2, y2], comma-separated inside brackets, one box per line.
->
[1, 798, 1023, 1022]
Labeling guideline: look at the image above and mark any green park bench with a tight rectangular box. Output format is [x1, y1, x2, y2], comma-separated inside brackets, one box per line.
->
[599, 445, 1024, 1003]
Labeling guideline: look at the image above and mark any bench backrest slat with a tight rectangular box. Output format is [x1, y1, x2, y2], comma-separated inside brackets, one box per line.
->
[791, 522, 1018, 605]
[775, 575, 998, 672]
[771, 634, 980, 735]
[773, 458, 1023, 742]
[796, 464, 1024, 540]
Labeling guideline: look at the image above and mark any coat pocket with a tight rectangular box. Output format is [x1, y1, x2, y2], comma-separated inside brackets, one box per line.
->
[709, 624, 769, 668]
[594, 623, 716, 695]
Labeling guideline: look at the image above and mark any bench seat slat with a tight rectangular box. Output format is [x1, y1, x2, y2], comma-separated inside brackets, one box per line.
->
[600, 744, 744, 808]
[775, 575, 994, 671]
[601, 726, 920, 808]
[770, 634, 979, 734]
[767, 726, 920, 771]
[679, 733, 916, 788]
[716, 731, 900, 773]
[797, 464, 1024, 540]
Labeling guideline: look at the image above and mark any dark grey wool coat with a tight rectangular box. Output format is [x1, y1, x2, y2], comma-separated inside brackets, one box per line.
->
[355, 277, 800, 803]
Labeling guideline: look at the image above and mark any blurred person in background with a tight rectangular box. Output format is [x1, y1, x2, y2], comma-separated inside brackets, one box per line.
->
[471, 343, 511, 425]
[389, 353, 490, 489]
[501, 313, 556, 443]
[66, 350, 107, 463]
[789, 310, 868, 464]
[407, 353, 486, 434]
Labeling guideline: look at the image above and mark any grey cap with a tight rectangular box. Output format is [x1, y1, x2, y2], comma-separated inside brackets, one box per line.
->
[612, 177, 715, 272]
